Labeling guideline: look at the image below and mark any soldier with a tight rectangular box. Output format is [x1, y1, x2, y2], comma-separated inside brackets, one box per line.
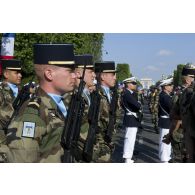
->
[169, 64, 195, 162]
[73, 54, 96, 162]
[137, 86, 144, 105]
[158, 77, 173, 163]
[150, 86, 160, 134]
[0, 43, 76, 162]
[93, 61, 117, 162]
[121, 77, 141, 163]
[0, 59, 22, 132]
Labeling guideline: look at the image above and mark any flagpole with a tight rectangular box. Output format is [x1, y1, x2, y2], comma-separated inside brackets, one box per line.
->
[0, 33, 15, 79]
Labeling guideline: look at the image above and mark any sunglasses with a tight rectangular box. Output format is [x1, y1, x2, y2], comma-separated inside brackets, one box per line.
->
[130, 82, 137, 85]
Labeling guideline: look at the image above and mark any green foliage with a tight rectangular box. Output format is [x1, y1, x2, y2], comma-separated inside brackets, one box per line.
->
[0, 33, 104, 81]
[173, 64, 185, 86]
[116, 63, 132, 82]
[136, 80, 142, 87]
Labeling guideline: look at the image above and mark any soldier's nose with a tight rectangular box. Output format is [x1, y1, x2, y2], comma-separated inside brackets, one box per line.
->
[71, 72, 76, 78]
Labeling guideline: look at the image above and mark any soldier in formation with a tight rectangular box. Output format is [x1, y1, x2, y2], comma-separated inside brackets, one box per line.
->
[71, 54, 96, 162]
[2, 42, 195, 164]
[121, 77, 141, 163]
[168, 64, 195, 162]
[0, 43, 76, 162]
[149, 86, 160, 134]
[158, 77, 173, 163]
[92, 61, 117, 162]
[0, 43, 120, 163]
[0, 59, 22, 132]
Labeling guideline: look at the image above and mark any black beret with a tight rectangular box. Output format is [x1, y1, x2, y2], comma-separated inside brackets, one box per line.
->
[182, 66, 195, 77]
[33, 43, 75, 67]
[1, 59, 21, 70]
[75, 54, 94, 69]
[94, 61, 117, 73]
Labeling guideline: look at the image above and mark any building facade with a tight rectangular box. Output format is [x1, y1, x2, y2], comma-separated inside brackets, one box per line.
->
[140, 78, 153, 89]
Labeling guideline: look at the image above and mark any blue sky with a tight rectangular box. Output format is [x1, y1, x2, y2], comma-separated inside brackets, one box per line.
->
[102, 33, 195, 82]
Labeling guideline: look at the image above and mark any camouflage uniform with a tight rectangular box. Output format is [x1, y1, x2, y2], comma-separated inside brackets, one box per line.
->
[93, 87, 113, 162]
[73, 90, 91, 162]
[169, 86, 186, 162]
[0, 87, 65, 162]
[0, 82, 15, 131]
[113, 88, 122, 132]
[150, 89, 159, 132]
[177, 85, 195, 162]
[170, 64, 195, 162]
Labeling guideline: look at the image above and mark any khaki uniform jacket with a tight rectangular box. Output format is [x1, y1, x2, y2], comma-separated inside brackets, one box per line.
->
[97, 87, 110, 141]
[0, 87, 65, 163]
[0, 82, 15, 130]
[92, 86, 114, 162]
[150, 91, 159, 113]
[62, 90, 90, 162]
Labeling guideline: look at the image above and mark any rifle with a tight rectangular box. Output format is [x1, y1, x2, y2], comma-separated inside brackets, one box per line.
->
[82, 72, 101, 162]
[12, 76, 35, 110]
[104, 82, 119, 143]
[61, 65, 86, 163]
[4, 76, 35, 134]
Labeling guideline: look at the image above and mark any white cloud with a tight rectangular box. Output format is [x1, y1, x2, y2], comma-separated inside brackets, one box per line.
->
[145, 65, 159, 71]
[157, 49, 173, 56]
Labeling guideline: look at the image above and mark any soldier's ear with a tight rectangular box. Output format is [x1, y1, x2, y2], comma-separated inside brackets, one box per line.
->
[75, 71, 81, 79]
[3, 69, 9, 79]
[44, 68, 53, 81]
[100, 73, 105, 81]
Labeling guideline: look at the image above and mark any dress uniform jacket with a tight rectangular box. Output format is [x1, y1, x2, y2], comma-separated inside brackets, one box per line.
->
[121, 89, 141, 128]
[0, 87, 66, 163]
[158, 91, 172, 129]
[0, 82, 15, 130]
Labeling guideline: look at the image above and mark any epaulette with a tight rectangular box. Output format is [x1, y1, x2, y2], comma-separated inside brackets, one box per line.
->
[99, 88, 106, 97]
[27, 96, 41, 110]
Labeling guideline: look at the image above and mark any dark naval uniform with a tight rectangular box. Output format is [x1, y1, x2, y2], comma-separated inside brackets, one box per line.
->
[158, 91, 172, 129]
[122, 88, 141, 128]
[121, 81, 141, 163]
[158, 90, 172, 162]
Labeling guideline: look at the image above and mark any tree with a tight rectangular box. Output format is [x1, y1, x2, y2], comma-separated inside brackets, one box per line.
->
[0, 33, 104, 82]
[173, 64, 185, 86]
[116, 63, 131, 82]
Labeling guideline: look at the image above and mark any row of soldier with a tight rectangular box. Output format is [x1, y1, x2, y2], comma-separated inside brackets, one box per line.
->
[1, 43, 194, 163]
[0, 43, 120, 163]
[148, 64, 195, 163]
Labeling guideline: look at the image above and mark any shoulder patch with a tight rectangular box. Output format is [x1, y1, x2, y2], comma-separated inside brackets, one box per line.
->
[28, 101, 40, 108]
[28, 97, 41, 109]
[22, 122, 36, 138]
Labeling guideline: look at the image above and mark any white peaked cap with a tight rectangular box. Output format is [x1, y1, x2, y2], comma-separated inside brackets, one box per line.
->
[123, 76, 137, 83]
[159, 77, 173, 87]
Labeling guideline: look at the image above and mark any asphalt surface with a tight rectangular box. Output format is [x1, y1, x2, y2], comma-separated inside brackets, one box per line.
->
[111, 100, 160, 163]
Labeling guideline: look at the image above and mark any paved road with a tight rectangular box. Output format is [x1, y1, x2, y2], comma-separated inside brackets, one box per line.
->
[111, 100, 160, 163]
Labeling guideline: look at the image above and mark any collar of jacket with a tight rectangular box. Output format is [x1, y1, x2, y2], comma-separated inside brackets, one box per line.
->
[126, 88, 133, 94]
[99, 86, 108, 97]
[36, 87, 64, 119]
[1, 81, 15, 99]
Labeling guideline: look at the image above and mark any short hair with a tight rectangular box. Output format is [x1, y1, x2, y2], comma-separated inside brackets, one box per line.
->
[34, 64, 57, 82]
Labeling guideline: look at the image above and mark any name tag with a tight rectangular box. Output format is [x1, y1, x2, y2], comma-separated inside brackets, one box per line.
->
[22, 122, 35, 138]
